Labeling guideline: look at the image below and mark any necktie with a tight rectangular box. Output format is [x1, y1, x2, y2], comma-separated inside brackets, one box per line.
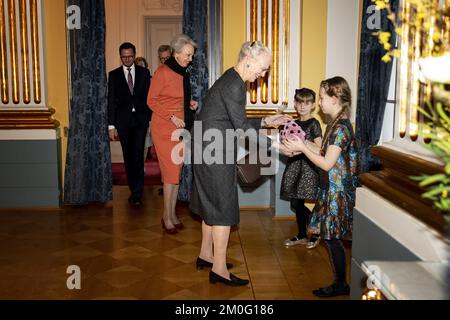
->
[127, 67, 135, 112]
[127, 67, 133, 94]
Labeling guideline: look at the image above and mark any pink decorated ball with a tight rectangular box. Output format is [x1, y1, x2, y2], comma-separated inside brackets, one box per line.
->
[280, 120, 306, 142]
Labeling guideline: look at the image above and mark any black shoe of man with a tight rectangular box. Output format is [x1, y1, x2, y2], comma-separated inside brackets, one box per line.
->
[128, 195, 142, 207]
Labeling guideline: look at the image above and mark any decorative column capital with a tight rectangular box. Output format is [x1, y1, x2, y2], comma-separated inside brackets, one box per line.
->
[0, 108, 60, 129]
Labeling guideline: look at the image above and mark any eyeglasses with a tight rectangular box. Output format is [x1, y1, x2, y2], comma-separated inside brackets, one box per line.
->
[120, 55, 135, 60]
[159, 56, 170, 63]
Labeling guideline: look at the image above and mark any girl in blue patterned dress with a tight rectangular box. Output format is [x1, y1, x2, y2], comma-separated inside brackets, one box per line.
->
[283, 76, 359, 298]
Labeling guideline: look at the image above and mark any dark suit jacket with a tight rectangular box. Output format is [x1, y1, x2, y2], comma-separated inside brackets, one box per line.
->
[107, 65, 151, 128]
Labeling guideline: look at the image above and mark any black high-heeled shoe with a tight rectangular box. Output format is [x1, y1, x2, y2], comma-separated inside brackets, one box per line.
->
[196, 257, 233, 270]
[209, 271, 249, 286]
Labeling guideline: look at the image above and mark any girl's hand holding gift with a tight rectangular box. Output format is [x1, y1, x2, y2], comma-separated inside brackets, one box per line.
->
[283, 137, 306, 153]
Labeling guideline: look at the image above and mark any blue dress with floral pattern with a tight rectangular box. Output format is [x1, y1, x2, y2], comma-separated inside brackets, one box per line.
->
[308, 119, 359, 240]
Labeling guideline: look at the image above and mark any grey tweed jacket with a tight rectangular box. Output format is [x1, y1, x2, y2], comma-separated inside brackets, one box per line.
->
[190, 68, 264, 226]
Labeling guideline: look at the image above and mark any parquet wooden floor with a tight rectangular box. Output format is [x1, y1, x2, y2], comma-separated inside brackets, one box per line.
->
[0, 186, 350, 300]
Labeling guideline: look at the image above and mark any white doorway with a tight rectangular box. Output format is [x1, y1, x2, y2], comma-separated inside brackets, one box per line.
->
[144, 16, 182, 75]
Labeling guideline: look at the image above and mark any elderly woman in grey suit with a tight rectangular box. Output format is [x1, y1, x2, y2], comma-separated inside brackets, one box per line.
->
[190, 41, 290, 286]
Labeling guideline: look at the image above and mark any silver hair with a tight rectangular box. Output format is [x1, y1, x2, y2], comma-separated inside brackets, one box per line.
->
[238, 40, 271, 62]
[170, 34, 198, 53]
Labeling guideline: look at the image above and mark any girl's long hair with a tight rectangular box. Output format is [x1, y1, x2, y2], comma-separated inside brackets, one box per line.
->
[320, 76, 352, 149]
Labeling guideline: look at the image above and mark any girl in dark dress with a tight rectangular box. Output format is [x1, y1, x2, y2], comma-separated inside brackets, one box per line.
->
[281, 88, 322, 248]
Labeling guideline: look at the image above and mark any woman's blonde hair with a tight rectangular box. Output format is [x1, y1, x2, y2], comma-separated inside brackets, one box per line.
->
[237, 40, 271, 62]
[170, 34, 197, 54]
[320, 76, 352, 116]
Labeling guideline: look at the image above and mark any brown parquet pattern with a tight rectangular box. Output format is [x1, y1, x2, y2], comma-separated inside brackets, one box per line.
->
[0, 186, 350, 300]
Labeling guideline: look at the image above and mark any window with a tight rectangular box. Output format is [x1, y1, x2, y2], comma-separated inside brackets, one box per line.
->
[379, 0, 449, 164]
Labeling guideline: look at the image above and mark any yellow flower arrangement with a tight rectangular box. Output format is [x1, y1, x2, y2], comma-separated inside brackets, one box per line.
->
[373, 0, 450, 62]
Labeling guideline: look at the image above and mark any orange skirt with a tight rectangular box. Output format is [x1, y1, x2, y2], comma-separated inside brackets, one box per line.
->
[151, 114, 184, 184]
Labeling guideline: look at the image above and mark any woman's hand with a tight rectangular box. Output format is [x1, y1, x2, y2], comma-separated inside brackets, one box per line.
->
[263, 114, 292, 127]
[170, 115, 185, 128]
[283, 137, 306, 153]
[108, 128, 119, 141]
[189, 100, 199, 110]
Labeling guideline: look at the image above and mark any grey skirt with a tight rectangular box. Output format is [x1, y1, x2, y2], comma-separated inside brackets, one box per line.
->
[190, 162, 240, 226]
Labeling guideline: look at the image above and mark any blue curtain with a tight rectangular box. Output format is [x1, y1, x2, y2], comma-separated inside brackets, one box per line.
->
[182, 0, 209, 108]
[64, 0, 112, 205]
[355, 0, 399, 172]
[179, 0, 209, 201]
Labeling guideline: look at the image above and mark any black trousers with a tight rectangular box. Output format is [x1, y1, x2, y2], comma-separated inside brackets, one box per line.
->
[290, 198, 311, 238]
[117, 115, 149, 199]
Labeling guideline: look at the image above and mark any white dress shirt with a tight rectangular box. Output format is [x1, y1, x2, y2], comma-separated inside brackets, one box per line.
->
[123, 64, 135, 86]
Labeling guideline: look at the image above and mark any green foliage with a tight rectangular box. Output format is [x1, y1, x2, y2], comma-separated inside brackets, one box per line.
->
[412, 90, 450, 222]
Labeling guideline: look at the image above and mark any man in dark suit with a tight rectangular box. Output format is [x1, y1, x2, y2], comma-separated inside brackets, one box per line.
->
[108, 42, 151, 206]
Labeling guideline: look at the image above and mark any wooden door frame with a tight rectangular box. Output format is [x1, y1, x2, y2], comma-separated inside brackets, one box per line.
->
[144, 16, 182, 72]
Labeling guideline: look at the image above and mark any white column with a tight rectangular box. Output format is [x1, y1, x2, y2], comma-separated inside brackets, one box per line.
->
[325, 0, 360, 122]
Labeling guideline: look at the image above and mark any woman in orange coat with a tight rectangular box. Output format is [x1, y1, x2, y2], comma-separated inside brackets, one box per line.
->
[147, 34, 198, 234]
